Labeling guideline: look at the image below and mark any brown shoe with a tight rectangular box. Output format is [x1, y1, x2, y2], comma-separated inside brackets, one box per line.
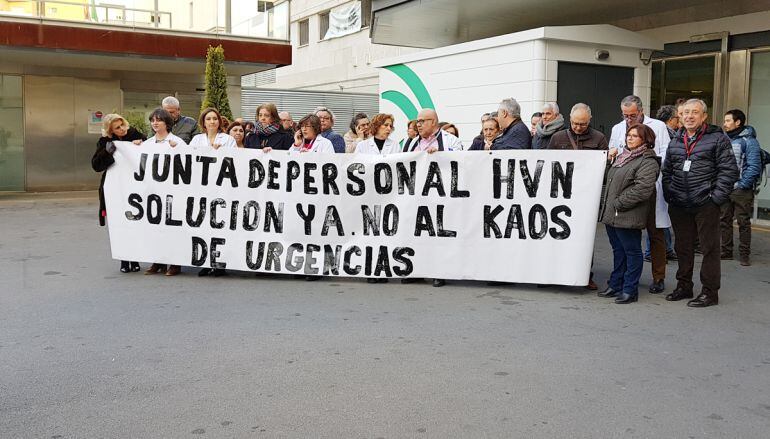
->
[165, 265, 181, 276]
[585, 278, 598, 290]
[144, 263, 166, 275]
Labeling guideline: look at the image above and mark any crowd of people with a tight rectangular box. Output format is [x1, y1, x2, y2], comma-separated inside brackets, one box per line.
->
[92, 94, 767, 307]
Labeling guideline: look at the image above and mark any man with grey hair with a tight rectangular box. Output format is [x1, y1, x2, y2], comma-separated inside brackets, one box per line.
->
[662, 98, 738, 307]
[532, 102, 565, 149]
[492, 98, 531, 149]
[314, 106, 345, 153]
[279, 111, 295, 133]
[547, 103, 607, 290]
[609, 95, 672, 295]
[161, 96, 199, 143]
[547, 103, 608, 151]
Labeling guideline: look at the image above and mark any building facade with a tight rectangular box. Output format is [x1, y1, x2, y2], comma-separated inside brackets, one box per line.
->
[0, 0, 291, 192]
[371, 1, 770, 223]
[244, 0, 419, 94]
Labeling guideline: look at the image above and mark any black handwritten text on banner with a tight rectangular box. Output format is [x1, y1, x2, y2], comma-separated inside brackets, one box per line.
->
[104, 142, 606, 285]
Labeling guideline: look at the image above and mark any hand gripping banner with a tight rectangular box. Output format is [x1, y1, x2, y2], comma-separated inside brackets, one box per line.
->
[104, 142, 606, 285]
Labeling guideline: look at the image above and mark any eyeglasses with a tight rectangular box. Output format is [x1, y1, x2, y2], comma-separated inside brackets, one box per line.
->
[622, 113, 640, 120]
[570, 122, 589, 128]
[415, 118, 435, 125]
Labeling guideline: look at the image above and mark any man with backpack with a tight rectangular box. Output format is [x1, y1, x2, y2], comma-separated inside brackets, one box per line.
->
[720, 109, 764, 266]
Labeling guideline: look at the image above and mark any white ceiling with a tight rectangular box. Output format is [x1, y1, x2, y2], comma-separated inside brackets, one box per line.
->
[371, 0, 749, 47]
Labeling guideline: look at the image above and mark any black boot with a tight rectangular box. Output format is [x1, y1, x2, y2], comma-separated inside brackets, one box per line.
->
[130, 261, 141, 272]
[120, 260, 130, 273]
[598, 286, 619, 298]
[614, 293, 638, 304]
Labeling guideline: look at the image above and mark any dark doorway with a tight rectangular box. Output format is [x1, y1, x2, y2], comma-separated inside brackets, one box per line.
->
[557, 62, 634, 137]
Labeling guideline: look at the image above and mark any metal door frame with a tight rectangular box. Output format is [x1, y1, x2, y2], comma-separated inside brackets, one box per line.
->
[746, 47, 770, 225]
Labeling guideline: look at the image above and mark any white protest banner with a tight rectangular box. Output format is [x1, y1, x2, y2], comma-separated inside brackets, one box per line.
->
[104, 142, 606, 285]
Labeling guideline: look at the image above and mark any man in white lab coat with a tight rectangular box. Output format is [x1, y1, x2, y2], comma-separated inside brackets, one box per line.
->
[608, 95, 671, 294]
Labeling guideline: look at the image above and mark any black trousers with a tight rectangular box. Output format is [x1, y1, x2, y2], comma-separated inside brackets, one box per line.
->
[669, 202, 721, 299]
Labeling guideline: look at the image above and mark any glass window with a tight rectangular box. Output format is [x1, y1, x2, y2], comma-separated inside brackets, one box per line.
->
[749, 50, 770, 221]
[298, 19, 309, 46]
[0, 75, 24, 191]
[319, 11, 330, 40]
[649, 56, 715, 119]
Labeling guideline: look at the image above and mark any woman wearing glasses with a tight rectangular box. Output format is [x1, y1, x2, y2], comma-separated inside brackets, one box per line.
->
[289, 114, 336, 153]
[597, 124, 660, 304]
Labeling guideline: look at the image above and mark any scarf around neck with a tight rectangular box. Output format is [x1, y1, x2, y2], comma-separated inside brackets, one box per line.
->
[613, 145, 648, 167]
[536, 114, 565, 137]
[257, 122, 281, 137]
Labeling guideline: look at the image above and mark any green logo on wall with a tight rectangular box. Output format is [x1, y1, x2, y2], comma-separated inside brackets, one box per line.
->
[381, 64, 435, 120]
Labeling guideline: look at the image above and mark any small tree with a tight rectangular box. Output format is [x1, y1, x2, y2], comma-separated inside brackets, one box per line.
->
[201, 45, 233, 120]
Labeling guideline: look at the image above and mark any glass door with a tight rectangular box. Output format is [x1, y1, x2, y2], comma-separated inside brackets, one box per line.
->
[748, 50, 770, 222]
[651, 55, 717, 121]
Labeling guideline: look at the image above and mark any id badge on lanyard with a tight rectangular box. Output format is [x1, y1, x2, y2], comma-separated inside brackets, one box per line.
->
[683, 126, 704, 173]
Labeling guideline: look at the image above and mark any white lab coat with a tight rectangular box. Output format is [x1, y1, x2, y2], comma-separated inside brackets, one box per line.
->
[404, 129, 464, 152]
[609, 116, 672, 228]
[143, 133, 187, 148]
[288, 135, 336, 153]
[189, 132, 237, 150]
[354, 136, 402, 155]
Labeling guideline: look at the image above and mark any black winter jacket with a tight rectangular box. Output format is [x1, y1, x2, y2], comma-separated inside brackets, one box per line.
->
[244, 128, 294, 150]
[92, 127, 146, 226]
[662, 124, 739, 208]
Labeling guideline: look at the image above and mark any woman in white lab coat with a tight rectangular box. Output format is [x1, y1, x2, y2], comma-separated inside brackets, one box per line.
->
[189, 107, 234, 278]
[354, 113, 401, 156]
[189, 107, 237, 151]
[143, 108, 187, 277]
[288, 114, 335, 153]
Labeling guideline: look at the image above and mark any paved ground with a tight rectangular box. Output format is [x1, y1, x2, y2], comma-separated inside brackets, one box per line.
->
[1, 192, 769, 439]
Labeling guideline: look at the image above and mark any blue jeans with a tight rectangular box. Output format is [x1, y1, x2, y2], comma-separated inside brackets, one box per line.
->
[605, 225, 643, 297]
[644, 227, 674, 257]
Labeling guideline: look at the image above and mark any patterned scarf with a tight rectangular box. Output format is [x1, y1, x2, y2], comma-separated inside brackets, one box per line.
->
[613, 145, 648, 168]
[256, 122, 281, 137]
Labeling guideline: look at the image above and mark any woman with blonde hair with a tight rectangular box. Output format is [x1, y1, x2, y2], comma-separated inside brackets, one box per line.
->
[91, 113, 146, 273]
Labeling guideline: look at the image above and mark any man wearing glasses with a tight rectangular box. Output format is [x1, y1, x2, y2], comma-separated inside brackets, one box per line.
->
[403, 108, 463, 153]
[609, 95, 672, 296]
[402, 108, 462, 287]
[314, 106, 346, 153]
[547, 103, 608, 291]
[547, 103, 608, 151]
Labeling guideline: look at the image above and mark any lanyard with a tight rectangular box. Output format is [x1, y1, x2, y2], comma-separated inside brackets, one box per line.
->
[301, 138, 316, 152]
[684, 124, 706, 158]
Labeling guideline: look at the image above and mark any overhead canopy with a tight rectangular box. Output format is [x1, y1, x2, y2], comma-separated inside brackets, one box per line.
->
[370, 0, 763, 48]
[0, 19, 291, 75]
